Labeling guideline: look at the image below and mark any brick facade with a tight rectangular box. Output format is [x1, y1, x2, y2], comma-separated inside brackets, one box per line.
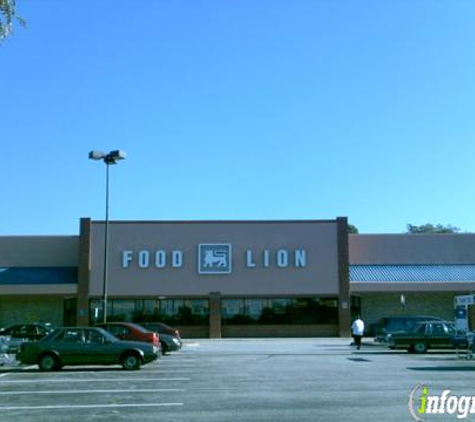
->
[0, 297, 64, 327]
[358, 291, 459, 333]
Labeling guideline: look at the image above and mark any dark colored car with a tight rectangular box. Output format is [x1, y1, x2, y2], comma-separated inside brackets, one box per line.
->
[140, 322, 183, 354]
[0, 323, 55, 353]
[387, 320, 461, 353]
[17, 327, 159, 370]
[96, 322, 160, 348]
[450, 331, 472, 350]
[375, 315, 446, 342]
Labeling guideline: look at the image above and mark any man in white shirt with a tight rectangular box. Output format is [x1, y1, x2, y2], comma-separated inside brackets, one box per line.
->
[351, 316, 365, 350]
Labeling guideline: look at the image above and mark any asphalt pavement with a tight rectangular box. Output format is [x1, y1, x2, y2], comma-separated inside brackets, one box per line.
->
[0, 338, 474, 421]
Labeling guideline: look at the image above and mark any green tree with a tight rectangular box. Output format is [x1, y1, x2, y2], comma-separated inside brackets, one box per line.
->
[406, 223, 461, 234]
[0, 0, 25, 43]
[348, 224, 359, 234]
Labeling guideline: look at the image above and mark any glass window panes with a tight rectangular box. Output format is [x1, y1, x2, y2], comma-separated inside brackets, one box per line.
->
[222, 300, 244, 318]
[143, 300, 158, 315]
[61, 328, 83, 344]
[88, 296, 339, 327]
[111, 300, 135, 321]
[85, 329, 106, 344]
[90, 298, 209, 326]
[156, 299, 209, 325]
[222, 297, 338, 325]
[246, 300, 264, 320]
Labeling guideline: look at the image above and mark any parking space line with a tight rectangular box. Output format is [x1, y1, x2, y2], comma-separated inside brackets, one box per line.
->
[152, 367, 196, 370]
[0, 366, 195, 375]
[0, 365, 35, 377]
[0, 388, 186, 395]
[0, 377, 191, 383]
[156, 365, 196, 368]
[0, 403, 184, 410]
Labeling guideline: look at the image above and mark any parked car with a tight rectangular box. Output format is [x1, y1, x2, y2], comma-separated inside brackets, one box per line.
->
[387, 320, 462, 353]
[0, 323, 55, 353]
[450, 330, 473, 350]
[17, 327, 159, 370]
[96, 322, 160, 349]
[375, 315, 446, 342]
[139, 322, 183, 354]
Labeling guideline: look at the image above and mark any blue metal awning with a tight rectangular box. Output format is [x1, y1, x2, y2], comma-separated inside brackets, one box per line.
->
[350, 265, 475, 282]
[0, 267, 78, 285]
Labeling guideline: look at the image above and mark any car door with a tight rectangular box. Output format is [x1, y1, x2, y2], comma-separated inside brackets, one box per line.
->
[83, 329, 117, 364]
[52, 328, 86, 364]
[429, 323, 451, 349]
[426, 322, 444, 349]
[408, 323, 429, 348]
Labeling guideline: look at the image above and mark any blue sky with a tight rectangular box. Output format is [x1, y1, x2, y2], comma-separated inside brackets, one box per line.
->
[1, 1, 475, 235]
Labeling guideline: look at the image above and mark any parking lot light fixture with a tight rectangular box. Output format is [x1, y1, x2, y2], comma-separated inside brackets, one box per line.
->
[88, 150, 126, 323]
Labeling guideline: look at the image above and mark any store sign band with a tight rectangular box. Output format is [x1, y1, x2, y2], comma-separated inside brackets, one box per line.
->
[121, 243, 307, 274]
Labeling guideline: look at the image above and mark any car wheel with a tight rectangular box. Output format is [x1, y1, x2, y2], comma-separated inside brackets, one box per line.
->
[413, 342, 427, 354]
[121, 352, 141, 370]
[161, 341, 168, 355]
[39, 353, 59, 371]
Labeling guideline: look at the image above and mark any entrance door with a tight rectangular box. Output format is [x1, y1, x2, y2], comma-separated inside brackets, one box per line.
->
[63, 298, 77, 326]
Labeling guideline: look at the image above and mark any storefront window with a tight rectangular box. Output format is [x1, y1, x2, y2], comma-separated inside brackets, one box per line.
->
[222, 299, 243, 317]
[222, 299, 248, 323]
[157, 299, 209, 325]
[89, 297, 338, 326]
[222, 297, 338, 325]
[246, 299, 264, 320]
[142, 299, 158, 316]
[89, 298, 209, 325]
[109, 300, 135, 321]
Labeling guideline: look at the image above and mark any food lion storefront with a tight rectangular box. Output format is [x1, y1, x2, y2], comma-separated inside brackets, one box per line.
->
[76, 217, 351, 337]
[3, 218, 475, 337]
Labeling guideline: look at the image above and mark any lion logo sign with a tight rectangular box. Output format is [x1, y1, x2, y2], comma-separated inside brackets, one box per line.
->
[203, 250, 227, 268]
[198, 244, 232, 274]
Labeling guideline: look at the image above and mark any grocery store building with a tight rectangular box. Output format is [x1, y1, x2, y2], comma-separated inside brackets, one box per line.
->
[1, 217, 475, 337]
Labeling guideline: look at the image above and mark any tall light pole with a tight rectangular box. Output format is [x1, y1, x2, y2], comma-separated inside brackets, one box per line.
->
[89, 150, 126, 323]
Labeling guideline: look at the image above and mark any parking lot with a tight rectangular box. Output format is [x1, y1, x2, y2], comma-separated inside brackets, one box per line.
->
[1, 338, 475, 421]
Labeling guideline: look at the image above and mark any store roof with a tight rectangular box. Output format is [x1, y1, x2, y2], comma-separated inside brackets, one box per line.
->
[350, 265, 475, 282]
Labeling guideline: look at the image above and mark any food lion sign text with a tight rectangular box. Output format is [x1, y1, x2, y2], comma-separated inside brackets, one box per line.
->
[121, 243, 307, 275]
